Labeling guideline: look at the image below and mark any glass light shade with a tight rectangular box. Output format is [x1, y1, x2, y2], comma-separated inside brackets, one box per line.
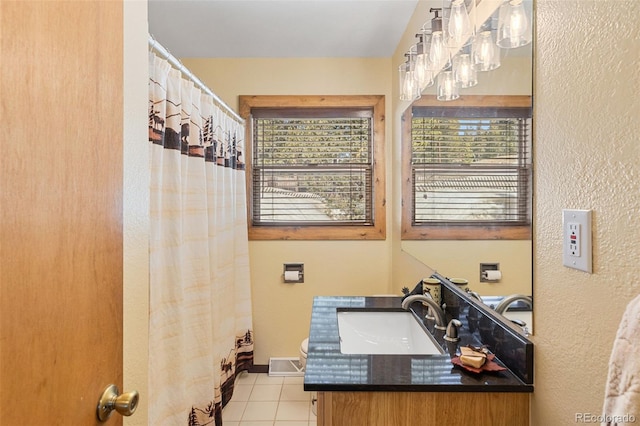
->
[472, 30, 501, 71]
[428, 31, 451, 71]
[437, 70, 460, 101]
[453, 54, 477, 88]
[497, 0, 532, 49]
[399, 62, 420, 101]
[414, 41, 434, 89]
[444, 0, 474, 48]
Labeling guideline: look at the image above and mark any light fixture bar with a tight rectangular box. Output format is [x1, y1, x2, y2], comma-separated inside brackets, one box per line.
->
[399, 0, 518, 102]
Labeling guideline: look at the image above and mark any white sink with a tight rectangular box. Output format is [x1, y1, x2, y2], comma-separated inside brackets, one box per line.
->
[337, 310, 443, 355]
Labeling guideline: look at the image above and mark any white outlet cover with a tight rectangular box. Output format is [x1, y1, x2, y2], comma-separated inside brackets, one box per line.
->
[562, 209, 593, 273]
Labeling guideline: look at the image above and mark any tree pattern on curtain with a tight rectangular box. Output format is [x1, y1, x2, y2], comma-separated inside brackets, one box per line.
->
[148, 52, 254, 426]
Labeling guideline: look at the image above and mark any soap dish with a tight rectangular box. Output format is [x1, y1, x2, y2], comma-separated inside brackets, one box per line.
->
[451, 353, 507, 374]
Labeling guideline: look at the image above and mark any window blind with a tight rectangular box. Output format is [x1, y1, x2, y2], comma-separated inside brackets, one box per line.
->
[252, 108, 374, 225]
[411, 106, 532, 225]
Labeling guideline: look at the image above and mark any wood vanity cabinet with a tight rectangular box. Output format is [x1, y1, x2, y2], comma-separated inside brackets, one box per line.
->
[316, 391, 530, 426]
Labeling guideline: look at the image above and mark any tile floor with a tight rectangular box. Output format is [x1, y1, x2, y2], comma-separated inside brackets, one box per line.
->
[222, 372, 317, 426]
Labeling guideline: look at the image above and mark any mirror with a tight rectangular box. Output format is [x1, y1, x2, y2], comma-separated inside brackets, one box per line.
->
[400, 0, 534, 332]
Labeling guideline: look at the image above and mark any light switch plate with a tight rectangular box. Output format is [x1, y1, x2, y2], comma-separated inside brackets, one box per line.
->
[562, 209, 592, 273]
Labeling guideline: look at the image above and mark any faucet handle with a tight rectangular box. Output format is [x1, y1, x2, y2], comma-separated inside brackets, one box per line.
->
[444, 319, 462, 342]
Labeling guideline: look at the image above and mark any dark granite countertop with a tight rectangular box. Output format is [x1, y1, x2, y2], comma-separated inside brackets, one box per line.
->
[303, 296, 533, 393]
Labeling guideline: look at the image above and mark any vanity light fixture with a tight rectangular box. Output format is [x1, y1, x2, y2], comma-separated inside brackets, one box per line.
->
[472, 30, 501, 71]
[398, 61, 413, 101]
[453, 53, 478, 88]
[429, 30, 451, 72]
[398, 0, 532, 102]
[414, 31, 434, 90]
[427, 9, 451, 71]
[436, 70, 460, 101]
[399, 50, 421, 101]
[497, 0, 532, 48]
[444, 0, 474, 48]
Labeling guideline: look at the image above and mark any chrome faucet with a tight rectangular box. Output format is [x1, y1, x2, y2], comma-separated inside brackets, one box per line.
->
[494, 295, 533, 315]
[401, 294, 446, 330]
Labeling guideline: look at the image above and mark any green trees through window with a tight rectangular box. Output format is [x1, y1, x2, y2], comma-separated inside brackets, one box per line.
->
[402, 96, 532, 240]
[240, 95, 386, 241]
[253, 115, 372, 223]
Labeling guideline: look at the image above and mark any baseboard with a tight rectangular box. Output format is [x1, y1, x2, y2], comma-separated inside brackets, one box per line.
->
[249, 364, 269, 374]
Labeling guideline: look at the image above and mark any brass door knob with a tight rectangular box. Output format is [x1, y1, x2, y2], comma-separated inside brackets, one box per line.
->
[97, 384, 139, 422]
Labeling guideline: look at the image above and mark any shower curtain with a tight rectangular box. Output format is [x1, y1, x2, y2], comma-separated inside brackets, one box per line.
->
[148, 52, 254, 426]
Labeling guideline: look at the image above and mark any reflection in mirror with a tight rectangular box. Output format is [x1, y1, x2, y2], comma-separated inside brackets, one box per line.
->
[400, 0, 533, 332]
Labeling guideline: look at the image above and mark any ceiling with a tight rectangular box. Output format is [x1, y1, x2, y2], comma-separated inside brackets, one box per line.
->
[148, 0, 420, 58]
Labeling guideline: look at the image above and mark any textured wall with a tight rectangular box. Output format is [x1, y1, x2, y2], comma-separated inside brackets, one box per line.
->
[532, 1, 640, 424]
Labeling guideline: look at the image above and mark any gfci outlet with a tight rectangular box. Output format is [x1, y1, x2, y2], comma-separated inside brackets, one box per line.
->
[562, 209, 592, 273]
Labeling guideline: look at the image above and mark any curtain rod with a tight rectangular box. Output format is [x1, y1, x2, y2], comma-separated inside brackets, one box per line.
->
[148, 35, 244, 124]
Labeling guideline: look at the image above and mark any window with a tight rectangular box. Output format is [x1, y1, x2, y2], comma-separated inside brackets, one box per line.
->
[239, 95, 385, 240]
[402, 96, 532, 240]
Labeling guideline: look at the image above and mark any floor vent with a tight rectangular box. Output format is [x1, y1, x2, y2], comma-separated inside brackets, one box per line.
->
[268, 357, 305, 376]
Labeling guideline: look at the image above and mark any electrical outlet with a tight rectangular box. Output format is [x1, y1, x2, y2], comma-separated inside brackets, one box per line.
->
[562, 209, 592, 273]
[567, 223, 581, 256]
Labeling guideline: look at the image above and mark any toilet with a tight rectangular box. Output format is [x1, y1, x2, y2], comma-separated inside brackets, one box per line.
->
[299, 337, 309, 370]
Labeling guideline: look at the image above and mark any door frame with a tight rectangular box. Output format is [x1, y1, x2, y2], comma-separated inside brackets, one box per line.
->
[123, 1, 151, 425]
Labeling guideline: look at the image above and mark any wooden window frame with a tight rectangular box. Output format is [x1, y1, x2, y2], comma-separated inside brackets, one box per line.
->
[240, 95, 386, 241]
[401, 95, 532, 241]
